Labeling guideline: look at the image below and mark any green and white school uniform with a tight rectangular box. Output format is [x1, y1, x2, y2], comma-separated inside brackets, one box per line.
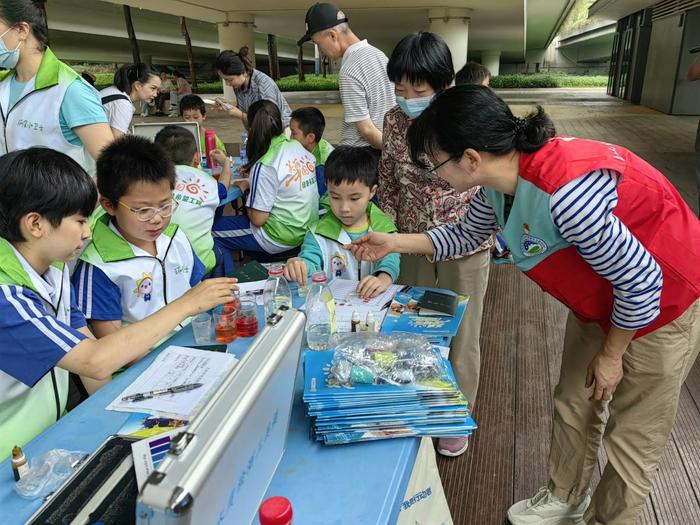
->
[0, 239, 87, 461]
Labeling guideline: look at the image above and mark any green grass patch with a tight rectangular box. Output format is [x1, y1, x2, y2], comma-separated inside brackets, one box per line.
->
[276, 74, 339, 92]
[490, 73, 608, 89]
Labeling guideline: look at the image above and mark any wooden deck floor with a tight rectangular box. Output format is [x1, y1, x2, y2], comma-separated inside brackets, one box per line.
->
[437, 101, 700, 525]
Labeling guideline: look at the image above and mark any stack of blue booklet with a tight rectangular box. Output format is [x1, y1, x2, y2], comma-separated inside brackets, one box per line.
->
[303, 350, 476, 446]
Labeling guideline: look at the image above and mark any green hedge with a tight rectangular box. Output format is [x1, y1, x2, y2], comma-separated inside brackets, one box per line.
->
[490, 73, 608, 88]
[276, 74, 339, 92]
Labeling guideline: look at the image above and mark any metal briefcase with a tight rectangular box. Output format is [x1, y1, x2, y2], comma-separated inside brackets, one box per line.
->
[136, 307, 305, 525]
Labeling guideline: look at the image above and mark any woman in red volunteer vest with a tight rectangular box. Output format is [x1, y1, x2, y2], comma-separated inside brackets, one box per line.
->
[350, 85, 700, 525]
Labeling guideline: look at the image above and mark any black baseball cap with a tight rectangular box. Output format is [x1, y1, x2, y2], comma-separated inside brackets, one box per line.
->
[297, 3, 348, 46]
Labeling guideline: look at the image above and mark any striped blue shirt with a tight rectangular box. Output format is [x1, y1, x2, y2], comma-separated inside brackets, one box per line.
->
[426, 169, 663, 330]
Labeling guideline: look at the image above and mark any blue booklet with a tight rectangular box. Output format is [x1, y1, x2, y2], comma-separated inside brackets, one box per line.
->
[381, 287, 469, 344]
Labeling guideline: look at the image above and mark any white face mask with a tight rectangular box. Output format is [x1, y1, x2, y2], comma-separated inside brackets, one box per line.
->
[0, 28, 21, 69]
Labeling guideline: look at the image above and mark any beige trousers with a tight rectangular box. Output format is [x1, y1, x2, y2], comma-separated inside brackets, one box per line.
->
[548, 299, 700, 525]
[399, 250, 490, 406]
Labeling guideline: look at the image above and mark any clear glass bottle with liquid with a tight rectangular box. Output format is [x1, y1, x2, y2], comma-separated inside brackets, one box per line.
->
[305, 271, 336, 351]
[240, 130, 249, 165]
[263, 264, 291, 318]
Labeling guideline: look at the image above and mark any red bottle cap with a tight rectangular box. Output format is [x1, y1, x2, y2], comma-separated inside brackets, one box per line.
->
[259, 496, 293, 525]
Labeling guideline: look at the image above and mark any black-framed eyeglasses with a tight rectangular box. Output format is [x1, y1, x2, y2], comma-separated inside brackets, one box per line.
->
[428, 156, 458, 174]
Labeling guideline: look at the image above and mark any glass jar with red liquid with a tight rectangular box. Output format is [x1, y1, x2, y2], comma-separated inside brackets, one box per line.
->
[236, 293, 259, 337]
[214, 292, 239, 343]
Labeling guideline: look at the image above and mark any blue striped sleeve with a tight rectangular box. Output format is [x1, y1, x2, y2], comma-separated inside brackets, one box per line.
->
[190, 250, 206, 287]
[425, 188, 498, 261]
[72, 261, 123, 322]
[246, 163, 278, 213]
[550, 169, 662, 330]
[69, 283, 87, 330]
[0, 285, 88, 386]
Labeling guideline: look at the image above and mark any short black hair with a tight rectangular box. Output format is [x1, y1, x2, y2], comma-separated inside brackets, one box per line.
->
[179, 94, 206, 116]
[154, 126, 198, 166]
[455, 62, 491, 86]
[172, 70, 186, 79]
[324, 146, 379, 189]
[0, 148, 96, 242]
[291, 107, 326, 142]
[96, 135, 176, 205]
[386, 32, 454, 92]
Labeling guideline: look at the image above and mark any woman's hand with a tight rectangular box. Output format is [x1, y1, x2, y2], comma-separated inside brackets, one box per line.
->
[586, 351, 624, 401]
[347, 232, 396, 262]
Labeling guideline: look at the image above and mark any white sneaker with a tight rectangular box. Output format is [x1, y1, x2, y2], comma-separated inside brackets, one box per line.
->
[507, 487, 589, 525]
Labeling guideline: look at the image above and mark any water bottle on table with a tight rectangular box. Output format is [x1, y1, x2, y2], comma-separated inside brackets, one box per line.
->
[204, 129, 222, 179]
[305, 271, 336, 351]
[263, 264, 291, 318]
[240, 130, 248, 166]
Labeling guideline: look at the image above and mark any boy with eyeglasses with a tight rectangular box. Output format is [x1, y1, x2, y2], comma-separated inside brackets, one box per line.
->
[73, 135, 206, 342]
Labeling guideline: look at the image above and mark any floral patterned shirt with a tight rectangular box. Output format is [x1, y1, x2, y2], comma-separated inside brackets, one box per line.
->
[377, 106, 492, 257]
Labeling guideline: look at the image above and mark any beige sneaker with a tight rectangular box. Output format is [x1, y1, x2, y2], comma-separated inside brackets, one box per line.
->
[507, 487, 589, 525]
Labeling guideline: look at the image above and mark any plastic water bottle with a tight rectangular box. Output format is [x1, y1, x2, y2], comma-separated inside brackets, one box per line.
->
[305, 271, 335, 351]
[259, 496, 293, 525]
[240, 130, 249, 165]
[263, 264, 291, 319]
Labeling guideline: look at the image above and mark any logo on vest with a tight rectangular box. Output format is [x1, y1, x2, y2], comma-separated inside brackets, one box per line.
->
[134, 272, 153, 302]
[331, 252, 347, 279]
[16, 119, 44, 132]
[174, 265, 190, 275]
[520, 223, 547, 257]
[175, 174, 209, 206]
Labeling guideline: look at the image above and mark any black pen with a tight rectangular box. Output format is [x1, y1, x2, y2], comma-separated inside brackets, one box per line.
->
[122, 382, 203, 403]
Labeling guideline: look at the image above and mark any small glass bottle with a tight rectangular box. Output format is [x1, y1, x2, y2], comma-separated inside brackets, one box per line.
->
[11, 446, 28, 482]
[263, 265, 292, 319]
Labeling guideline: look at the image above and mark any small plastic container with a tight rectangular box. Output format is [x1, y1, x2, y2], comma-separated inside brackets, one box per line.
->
[236, 294, 259, 337]
[213, 304, 237, 343]
[191, 313, 211, 344]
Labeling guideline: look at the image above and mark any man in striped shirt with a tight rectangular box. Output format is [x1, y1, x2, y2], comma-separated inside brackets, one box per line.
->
[298, 3, 395, 149]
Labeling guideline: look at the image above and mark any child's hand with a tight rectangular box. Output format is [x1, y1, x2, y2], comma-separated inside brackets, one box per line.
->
[232, 178, 250, 192]
[357, 273, 392, 299]
[178, 278, 238, 316]
[237, 165, 250, 178]
[210, 149, 228, 166]
[284, 258, 308, 285]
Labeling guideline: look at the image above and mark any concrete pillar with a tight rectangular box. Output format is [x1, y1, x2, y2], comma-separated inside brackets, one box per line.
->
[217, 14, 255, 100]
[428, 8, 471, 73]
[481, 50, 501, 77]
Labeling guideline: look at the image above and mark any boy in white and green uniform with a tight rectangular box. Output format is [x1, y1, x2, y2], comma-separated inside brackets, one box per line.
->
[212, 135, 319, 254]
[298, 196, 400, 281]
[290, 107, 334, 197]
[155, 125, 232, 275]
[0, 239, 85, 460]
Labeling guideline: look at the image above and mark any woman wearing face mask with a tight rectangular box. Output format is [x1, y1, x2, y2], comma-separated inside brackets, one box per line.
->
[377, 32, 493, 458]
[214, 46, 292, 128]
[353, 85, 700, 525]
[99, 63, 161, 138]
[0, 0, 113, 172]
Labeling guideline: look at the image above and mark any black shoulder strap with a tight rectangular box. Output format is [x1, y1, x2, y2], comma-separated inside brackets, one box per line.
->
[101, 93, 130, 105]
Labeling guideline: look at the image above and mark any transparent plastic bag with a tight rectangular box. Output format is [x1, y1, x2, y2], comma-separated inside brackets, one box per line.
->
[327, 332, 446, 387]
[14, 449, 86, 499]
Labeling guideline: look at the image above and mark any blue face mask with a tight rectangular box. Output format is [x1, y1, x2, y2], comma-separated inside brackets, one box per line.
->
[396, 95, 433, 119]
[0, 28, 21, 70]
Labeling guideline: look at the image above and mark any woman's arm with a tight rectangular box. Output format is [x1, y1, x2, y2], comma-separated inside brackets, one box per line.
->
[74, 123, 115, 161]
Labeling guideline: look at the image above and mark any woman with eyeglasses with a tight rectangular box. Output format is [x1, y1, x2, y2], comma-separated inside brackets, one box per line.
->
[350, 85, 700, 525]
[378, 32, 493, 458]
[73, 136, 209, 368]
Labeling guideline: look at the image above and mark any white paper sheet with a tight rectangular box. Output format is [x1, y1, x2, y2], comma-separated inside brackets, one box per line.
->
[327, 280, 404, 332]
[107, 345, 238, 419]
[237, 279, 267, 305]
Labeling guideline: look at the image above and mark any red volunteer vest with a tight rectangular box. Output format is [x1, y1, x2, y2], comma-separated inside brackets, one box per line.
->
[519, 136, 700, 337]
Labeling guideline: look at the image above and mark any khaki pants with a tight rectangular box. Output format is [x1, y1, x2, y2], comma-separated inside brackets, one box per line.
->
[399, 250, 490, 405]
[548, 299, 700, 525]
